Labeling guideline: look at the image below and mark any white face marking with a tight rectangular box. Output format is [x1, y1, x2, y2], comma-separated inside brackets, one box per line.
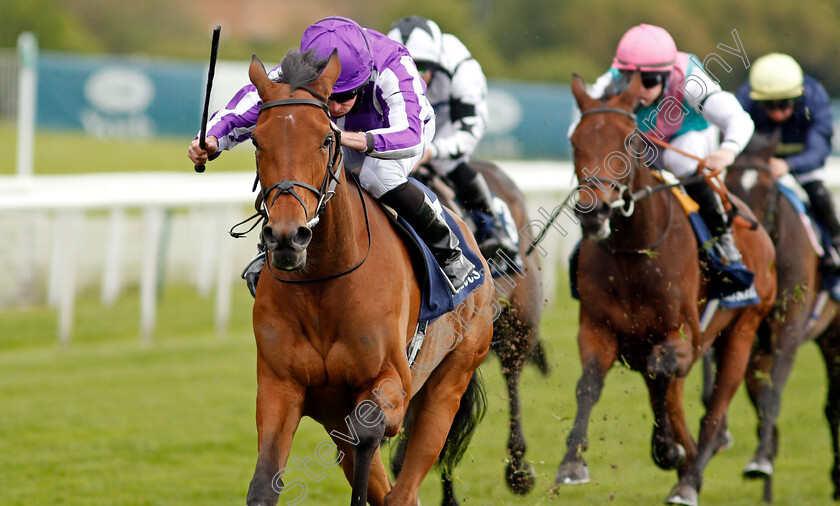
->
[588, 218, 611, 240]
[740, 169, 758, 191]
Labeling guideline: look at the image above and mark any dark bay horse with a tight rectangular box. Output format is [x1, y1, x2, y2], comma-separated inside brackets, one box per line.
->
[723, 132, 840, 501]
[553, 73, 776, 505]
[244, 50, 494, 506]
[394, 159, 547, 502]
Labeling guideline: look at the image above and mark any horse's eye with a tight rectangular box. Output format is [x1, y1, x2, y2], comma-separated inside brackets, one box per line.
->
[251, 137, 260, 150]
[322, 136, 332, 149]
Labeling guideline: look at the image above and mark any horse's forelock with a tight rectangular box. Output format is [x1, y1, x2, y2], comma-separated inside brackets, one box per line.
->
[277, 49, 331, 92]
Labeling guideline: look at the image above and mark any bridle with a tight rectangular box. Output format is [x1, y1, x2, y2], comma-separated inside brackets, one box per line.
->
[257, 97, 343, 229]
[576, 107, 681, 254]
[230, 93, 372, 284]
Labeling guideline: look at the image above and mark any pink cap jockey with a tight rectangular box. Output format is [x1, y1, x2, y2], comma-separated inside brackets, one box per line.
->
[612, 24, 677, 72]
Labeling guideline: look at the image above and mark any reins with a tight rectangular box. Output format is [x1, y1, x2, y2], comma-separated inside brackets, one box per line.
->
[229, 95, 373, 284]
[524, 105, 755, 256]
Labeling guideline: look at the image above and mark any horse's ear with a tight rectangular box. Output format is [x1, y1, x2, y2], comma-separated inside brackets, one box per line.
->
[759, 127, 782, 161]
[315, 50, 342, 96]
[571, 73, 596, 111]
[249, 54, 270, 97]
[620, 72, 642, 110]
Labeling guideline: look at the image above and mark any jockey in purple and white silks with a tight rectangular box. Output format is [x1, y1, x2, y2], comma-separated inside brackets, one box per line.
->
[188, 17, 475, 295]
[387, 16, 518, 260]
[576, 24, 755, 264]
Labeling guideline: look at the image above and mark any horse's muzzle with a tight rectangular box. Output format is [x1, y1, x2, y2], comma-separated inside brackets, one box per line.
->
[263, 223, 312, 271]
[577, 200, 612, 240]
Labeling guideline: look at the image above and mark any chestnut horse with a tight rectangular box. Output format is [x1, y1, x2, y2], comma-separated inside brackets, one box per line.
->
[722, 132, 840, 502]
[552, 73, 776, 505]
[393, 159, 548, 502]
[244, 50, 494, 506]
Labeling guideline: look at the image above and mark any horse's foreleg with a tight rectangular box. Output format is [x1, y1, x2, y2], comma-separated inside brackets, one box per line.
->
[497, 323, 536, 495]
[701, 348, 716, 410]
[554, 324, 617, 487]
[666, 313, 760, 506]
[645, 372, 686, 472]
[246, 358, 304, 506]
[745, 334, 799, 481]
[386, 365, 475, 506]
[347, 368, 410, 506]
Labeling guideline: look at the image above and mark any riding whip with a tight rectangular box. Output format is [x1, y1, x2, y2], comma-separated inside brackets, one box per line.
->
[194, 24, 221, 173]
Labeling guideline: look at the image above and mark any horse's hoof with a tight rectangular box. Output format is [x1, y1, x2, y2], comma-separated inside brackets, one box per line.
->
[505, 460, 536, 495]
[743, 457, 773, 479]
[554, 460, 590, 485]
[665, 484, 698, 506]
[653, 442, 686, 470]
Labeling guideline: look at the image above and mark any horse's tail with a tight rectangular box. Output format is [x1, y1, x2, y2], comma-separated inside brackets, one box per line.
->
[526, 338, 551, 377]
[436, 369, 488, 473]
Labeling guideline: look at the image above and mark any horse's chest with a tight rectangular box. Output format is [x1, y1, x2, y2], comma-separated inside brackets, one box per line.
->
[581, 263, 688, 334]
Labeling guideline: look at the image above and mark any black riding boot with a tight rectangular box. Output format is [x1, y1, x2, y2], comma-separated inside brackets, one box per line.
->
[381, 182, 475, 293]
[683, 180, 742, 264]
[803, 181, 840, 270]
[242, 242, 266, 298]
[449, 162, 519, 259]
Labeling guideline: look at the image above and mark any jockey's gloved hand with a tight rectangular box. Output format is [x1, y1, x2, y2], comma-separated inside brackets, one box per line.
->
[704, 147, 736, 172]
[188, 135, 219, 165]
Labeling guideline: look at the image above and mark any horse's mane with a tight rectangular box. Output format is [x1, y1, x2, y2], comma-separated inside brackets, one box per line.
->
[276, 48, 330, 92]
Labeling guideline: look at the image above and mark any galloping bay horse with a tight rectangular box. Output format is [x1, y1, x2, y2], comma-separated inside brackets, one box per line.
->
[724, 132, 840, 502]
[553, 73, 776, 505]
[244, 49, 494, 506]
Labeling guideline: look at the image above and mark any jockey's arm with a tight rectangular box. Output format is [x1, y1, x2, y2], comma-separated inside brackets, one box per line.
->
[785, 82, 833, 174]
[360, 57, 429, 160]
[686, 69, 755, 171]
[187, 66, 283, 165]
[428, 59, 489, 162]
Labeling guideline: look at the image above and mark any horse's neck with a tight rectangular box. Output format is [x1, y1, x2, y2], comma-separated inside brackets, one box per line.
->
[726, 167, 774, 227]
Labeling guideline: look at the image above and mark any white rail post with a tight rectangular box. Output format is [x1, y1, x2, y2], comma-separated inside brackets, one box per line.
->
[101, 208, 126, 306]
[57, 212, 82, 346]
[214, 206, 236, 337]
[140, 206, 165, 344]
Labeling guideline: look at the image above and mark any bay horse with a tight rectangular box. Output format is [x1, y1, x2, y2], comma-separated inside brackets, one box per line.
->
[552, 73, 776, 505]
[244, 49, 494, 506]
[721, 131, 840, 502]
[391, 159, 548, 503]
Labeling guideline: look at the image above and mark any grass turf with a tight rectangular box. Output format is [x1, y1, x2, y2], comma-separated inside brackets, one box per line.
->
[0, 274, 837, 505]
[1, 126, 837, 503]
[0, 122, 254, 176]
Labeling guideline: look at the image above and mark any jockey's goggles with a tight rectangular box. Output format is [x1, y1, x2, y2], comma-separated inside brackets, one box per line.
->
[415, 61, 435, 74]
[640, 71, 668, 89]
[620, 70, 668, 89]
[761, 98, 796, 111]
[329, 84, 365, 103]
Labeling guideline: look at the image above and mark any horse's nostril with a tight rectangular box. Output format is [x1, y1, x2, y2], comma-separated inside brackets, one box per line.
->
[262, 225, 277, 247]
[291, 226, 312, 249]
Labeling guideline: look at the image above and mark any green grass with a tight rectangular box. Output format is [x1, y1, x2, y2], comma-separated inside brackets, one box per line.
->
[1, 273, 838, 505]
[0, 125, 836, 502]
[0, 122, 255, 176]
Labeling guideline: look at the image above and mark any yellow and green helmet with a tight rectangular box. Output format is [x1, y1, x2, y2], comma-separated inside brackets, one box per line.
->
[749, 53, 804, 101]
